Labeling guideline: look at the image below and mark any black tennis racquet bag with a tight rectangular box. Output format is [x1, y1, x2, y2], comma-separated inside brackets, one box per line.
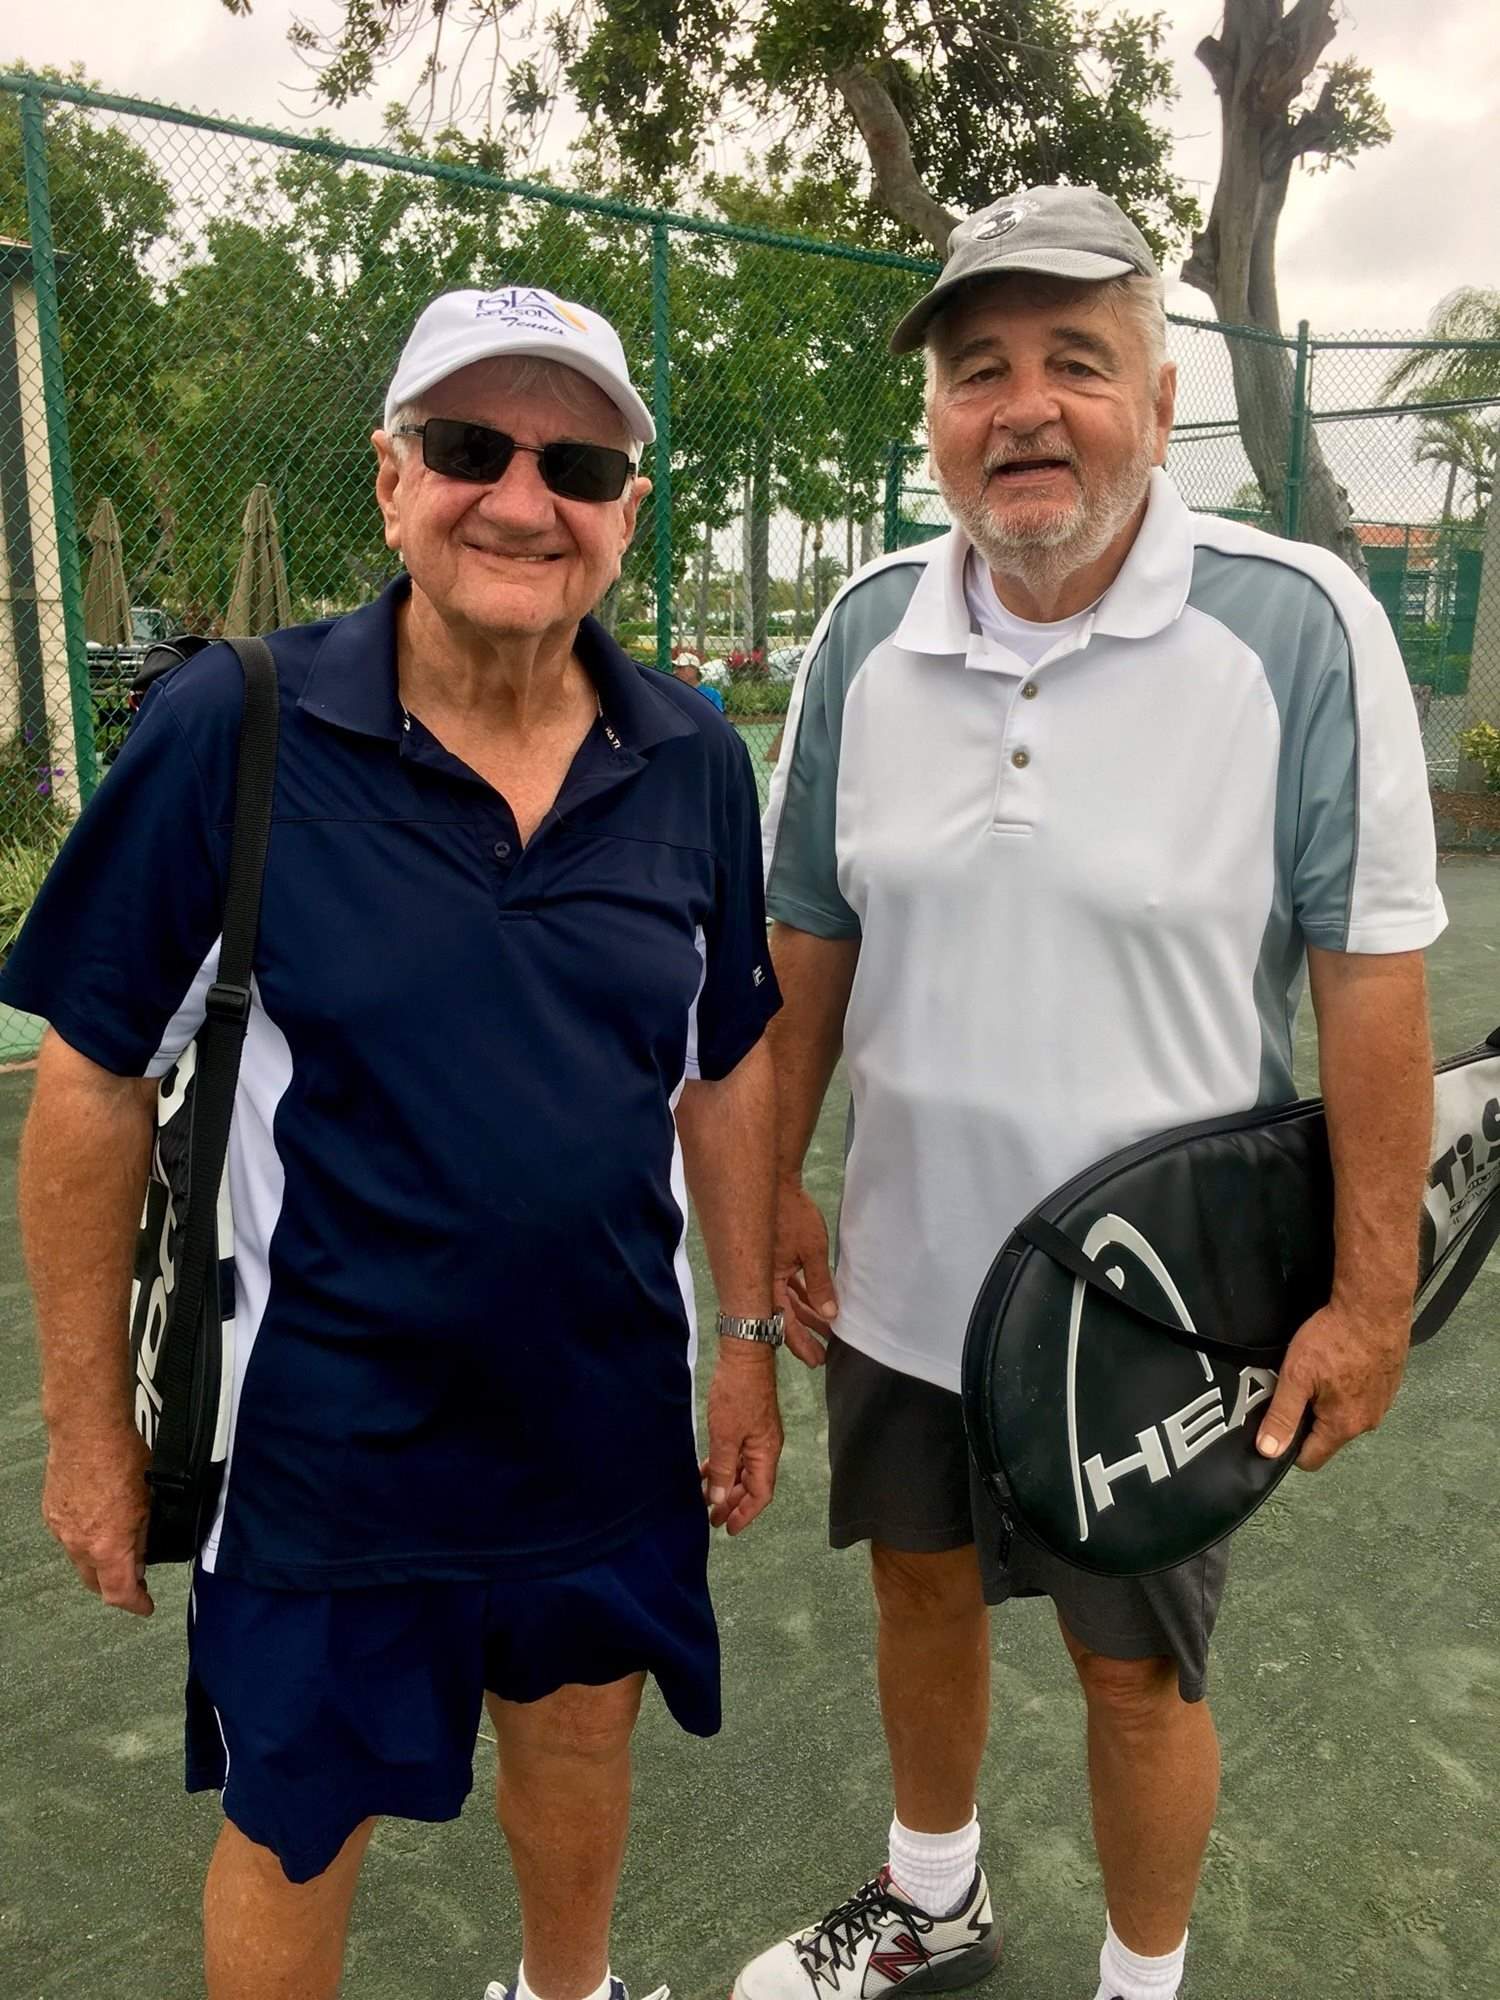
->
[962, 1028, 1500, 1579]
[126, 637, 279, 1565]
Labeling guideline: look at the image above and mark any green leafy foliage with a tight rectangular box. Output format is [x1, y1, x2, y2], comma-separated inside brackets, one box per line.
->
[1459, 722, 1500, 794]
[217, 2, 1197, 261]
[0, 69, 174, 597]
[0, 829, 66, 958]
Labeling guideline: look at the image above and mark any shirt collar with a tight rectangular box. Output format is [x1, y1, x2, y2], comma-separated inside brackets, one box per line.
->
[1088, 469, 1196, 641]
[298, 572, 695, 755]
[889, 467, 1195, 660]
[891, 528, 974, 658]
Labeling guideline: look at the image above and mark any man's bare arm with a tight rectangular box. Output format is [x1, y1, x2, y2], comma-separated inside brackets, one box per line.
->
[1256, 947, 1433, 1469]
[19, 1029, 158, 1613]
[676, 1037, 782, 1535]
[763, 923, 860, 1366]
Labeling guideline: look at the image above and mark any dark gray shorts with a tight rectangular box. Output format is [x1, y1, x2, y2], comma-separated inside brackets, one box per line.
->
[825, 1335, 1228, 1703]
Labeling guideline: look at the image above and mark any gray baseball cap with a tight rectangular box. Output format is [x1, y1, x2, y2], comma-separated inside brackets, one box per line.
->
[890, 185, 1158, 355]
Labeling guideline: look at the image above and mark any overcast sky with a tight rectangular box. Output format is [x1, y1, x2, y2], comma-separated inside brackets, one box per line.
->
[5, 0, 1496, 340]
[8, 0, 1497, 339]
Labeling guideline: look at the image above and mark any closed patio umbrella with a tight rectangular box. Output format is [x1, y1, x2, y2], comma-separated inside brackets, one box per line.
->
[226, 483, 292, 635]
[82, 498, 132, 646]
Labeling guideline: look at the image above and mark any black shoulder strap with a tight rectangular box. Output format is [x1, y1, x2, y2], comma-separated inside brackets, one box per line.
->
[145, 638, 280, 1506]
[1016, 1214, 1288, 1367]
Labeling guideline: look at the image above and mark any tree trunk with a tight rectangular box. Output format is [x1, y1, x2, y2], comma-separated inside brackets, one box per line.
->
[695, 531, 711, 656]
[795, 520, 808, 636]
[750, 448, 772, 658]
[861, 516, 877, 568]
[1182, 2, 1369, 580]
[846, 507, 855, 577]
[1440, 459, 1459, 529]
[740, 474, 753, 649]
[1461, 490, 1500, 791]
[829, 65, 958, 254]
[812, 519, 827, 621]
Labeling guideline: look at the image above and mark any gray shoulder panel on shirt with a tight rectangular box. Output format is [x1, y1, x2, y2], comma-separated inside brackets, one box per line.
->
[1185, 544, 1360, 1103]
[764, 559, 925, 937]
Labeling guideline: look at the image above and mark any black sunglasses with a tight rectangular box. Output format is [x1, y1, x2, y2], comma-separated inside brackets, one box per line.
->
[394, 417, 636, 502]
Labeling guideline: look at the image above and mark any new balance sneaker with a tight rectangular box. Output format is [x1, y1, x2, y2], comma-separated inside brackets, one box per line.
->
[484, 1982, 668, 2000]
[732, 1866, 1000, 1998]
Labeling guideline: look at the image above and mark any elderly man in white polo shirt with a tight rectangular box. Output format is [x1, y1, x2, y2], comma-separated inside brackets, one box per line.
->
[736, 188, 1442, 2000]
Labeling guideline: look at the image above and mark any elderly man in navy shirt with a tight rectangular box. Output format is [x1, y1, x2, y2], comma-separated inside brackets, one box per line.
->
[4, 287, 785, 2000]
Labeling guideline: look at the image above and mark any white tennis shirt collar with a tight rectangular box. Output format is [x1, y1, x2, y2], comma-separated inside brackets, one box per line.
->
[892, 467, 1196, 661]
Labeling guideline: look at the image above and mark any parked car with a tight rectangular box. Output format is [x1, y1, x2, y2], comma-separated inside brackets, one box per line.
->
[766, 644, 804, 682]
[87, 607, 175, 764]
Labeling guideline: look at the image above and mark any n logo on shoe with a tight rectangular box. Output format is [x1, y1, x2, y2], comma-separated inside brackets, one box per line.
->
[867, 1933, 926, 1990]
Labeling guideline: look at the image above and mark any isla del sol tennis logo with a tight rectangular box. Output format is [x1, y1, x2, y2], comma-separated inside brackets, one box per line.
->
[474, 287, 591, 334]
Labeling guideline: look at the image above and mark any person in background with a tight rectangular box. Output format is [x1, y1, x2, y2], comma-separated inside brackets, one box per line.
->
[673, 654, 726, 711]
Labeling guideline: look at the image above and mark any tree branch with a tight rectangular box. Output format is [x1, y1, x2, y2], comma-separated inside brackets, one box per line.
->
[828, 62, 959, 255]
[1195, 32, 1234, 98]
[1262, 75, 1341, 175]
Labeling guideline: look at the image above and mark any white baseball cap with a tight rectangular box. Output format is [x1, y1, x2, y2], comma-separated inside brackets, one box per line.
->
[383, 286, 655, 446]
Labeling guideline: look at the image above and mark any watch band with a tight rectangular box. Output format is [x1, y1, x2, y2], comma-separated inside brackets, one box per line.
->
[716, 1310, 786, 1348]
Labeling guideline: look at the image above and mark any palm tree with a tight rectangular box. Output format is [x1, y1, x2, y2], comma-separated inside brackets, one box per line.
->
[1384, 287, 1500, 409]
[1412, 411, 1498, 525]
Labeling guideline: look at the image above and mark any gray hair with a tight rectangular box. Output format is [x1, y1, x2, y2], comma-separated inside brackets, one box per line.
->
[388, 354, 647, 464]
[922, 270, 1168, 411]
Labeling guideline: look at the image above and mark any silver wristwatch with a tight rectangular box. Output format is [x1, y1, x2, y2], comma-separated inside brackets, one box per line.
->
[716, 1310, 786, 1348]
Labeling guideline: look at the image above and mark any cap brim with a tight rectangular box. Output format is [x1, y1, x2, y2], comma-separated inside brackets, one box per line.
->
[385, 339, 656, 449]
[890, 249, 1137, 354]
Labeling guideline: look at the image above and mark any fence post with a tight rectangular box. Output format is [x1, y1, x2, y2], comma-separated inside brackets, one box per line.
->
[650, 223, 673, 673]
[20, 88, 97, 803]
[1283, 319, 1311, 541]
[883, 442, 903, 553]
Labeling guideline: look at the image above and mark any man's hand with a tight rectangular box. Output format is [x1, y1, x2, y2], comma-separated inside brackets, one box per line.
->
[775, 1179, 839, 1368]
[42, 1420, 154, 1615]
[702, 1342, 783, 1535]
[1256, 1299, 1410, 1471]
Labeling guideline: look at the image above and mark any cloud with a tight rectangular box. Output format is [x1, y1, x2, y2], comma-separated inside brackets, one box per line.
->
[1159, 0, 1499, 337]
[9, 0, 1499, 343]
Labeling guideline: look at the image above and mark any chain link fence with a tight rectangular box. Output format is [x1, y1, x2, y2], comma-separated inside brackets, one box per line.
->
[2, 73, 1498, 1062]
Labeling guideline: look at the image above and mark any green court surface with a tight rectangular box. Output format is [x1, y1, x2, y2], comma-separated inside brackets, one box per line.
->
[1, 858, 1496, 1999]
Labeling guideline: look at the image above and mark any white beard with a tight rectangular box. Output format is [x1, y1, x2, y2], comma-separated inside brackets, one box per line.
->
[937, 427, 1159, 605]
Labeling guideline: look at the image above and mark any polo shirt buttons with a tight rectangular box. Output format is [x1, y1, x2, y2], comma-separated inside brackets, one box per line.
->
[1021, 682, 1039, 700]
[1011, 749, 1030, 769]
[493, 840, 512, 860]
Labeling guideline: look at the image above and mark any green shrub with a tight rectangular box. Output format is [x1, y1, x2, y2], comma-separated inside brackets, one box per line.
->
[0, 729, 75, 850]
[1458, 721, 1500, 794]
[0, 832, 65, 957]
[722, 680, 789, 719]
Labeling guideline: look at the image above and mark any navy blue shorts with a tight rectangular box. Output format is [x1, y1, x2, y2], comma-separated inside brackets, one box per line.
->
[185, 1502, 719, 1882]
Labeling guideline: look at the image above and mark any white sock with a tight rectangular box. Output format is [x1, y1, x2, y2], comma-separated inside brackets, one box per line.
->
[887, 1808, 981, 1918]
[516, 1965, 613, 2000]
[1094, 1915, 1187, 2000]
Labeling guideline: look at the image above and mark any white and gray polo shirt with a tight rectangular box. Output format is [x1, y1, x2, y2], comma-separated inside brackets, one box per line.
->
[763, 470, 1446, 1393]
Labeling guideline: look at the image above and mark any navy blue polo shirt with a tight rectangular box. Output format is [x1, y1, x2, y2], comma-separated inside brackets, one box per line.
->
[2, 576, 780, 1588]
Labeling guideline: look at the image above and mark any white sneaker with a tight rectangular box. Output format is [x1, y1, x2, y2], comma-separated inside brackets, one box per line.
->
[733, 1866, 1000, 1998]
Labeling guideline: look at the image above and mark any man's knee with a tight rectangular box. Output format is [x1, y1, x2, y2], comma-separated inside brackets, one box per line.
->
[1064, 1633, 1182, 1729]
[490, 1674, 644, 1767]
[871, 1542, 986, 1627]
